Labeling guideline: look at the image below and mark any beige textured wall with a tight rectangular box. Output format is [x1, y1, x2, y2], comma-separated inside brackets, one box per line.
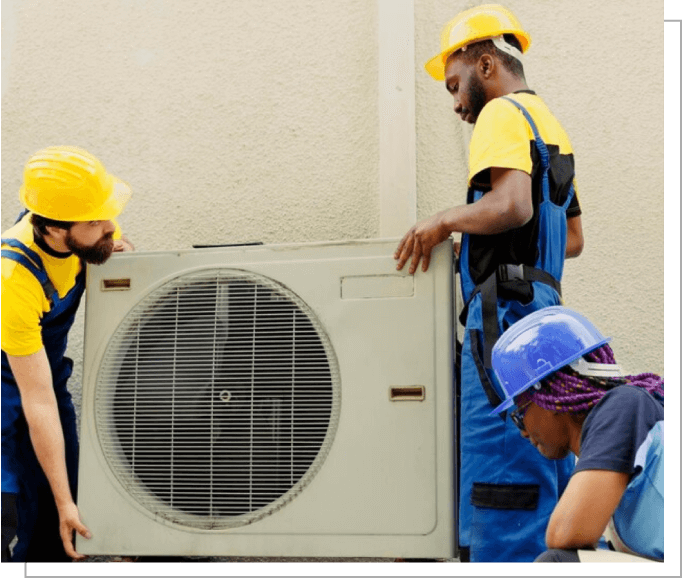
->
[2, 0, 379, 247]
[2, 0, 664, 413]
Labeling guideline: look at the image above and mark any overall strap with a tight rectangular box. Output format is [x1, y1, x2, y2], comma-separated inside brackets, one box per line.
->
[562, 183, 576, 210]
[1, 237, 45, 271]
[501, 96, 551, 202]
[1, 240, 57, 305]
[14, 209, 30, 225]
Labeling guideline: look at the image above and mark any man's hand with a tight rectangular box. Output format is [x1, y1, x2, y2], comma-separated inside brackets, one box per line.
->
[113, 234, 135, 252]
[394, 210, 452, 274]
[57, 501, 91, 560]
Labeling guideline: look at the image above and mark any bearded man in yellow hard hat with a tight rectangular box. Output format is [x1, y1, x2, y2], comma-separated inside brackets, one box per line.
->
[1, 146, 133, 562]
[394, 4, 584, 562]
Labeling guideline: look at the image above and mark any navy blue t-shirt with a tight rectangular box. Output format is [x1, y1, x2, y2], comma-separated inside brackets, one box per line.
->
[574, 385, 664, 477]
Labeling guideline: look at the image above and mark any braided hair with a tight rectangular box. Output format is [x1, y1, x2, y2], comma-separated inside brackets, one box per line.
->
[516, 344, 664, 416]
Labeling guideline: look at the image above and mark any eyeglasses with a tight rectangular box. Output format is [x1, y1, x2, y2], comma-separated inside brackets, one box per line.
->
[510, 399, 533, 432]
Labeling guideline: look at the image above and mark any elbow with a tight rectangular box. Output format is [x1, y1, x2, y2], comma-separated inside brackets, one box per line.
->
[565, 216, 584, 258]
[565, 235, 584, 258]
[545, 520, 599, 551]
[566, 241, 585, 259]
[545, 523, 571, 550]
[493, 194, 533, 231]
[545, 513, 566, 549]
[507, 198, 533, 229]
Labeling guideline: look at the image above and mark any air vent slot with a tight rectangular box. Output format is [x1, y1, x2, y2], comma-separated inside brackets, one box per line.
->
[101, 278, 131, 291]
[389, 386, 425, 401]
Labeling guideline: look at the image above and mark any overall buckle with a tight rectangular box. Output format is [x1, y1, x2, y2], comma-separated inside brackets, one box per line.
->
[497, 263, 524, 283]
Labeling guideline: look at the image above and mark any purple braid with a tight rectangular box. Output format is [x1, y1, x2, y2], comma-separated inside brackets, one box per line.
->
[528, 344, 664, 414]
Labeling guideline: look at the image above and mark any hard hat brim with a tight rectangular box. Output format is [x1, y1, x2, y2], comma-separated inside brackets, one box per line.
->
[90, 177, 132, 221]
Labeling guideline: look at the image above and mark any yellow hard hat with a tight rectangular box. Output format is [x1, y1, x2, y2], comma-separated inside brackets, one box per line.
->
[19, 145, 132, 222]
[424, 4, 531, 81]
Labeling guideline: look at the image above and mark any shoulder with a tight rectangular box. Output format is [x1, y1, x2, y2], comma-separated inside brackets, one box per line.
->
[576, 386, 663, 475]
[590, 385, 662, 417]
[584, 386, 663, 437]
[2, 252, 46, 314]
[482, 93, 574, 153]
[3, 217, 41, 280]
[2, 211, 34, 243]
[2, 217, 50, 316]
[473, 96, 530, 137]
[468, 96, 535, 184]
[1, 259, 47, 356]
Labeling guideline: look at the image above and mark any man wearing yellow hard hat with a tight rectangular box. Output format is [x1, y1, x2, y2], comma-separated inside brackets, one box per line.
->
[394, 5, 584, 562]
[1, 146, 133, 562]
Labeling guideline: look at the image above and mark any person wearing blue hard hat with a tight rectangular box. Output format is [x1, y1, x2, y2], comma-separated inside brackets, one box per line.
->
[491, 306, 664, 562]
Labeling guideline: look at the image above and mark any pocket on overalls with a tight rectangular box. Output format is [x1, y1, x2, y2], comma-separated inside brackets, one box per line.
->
[469, 484, 543, 562]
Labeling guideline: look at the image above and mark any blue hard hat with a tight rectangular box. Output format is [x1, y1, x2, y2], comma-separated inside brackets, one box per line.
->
[490, 306, 611, 415]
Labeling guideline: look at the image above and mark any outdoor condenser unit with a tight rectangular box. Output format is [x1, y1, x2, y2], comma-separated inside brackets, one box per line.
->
[76, 238, 456, 558]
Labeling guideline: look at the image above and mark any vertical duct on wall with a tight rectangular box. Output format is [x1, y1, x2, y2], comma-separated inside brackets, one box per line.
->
[378, 0, 417, 237]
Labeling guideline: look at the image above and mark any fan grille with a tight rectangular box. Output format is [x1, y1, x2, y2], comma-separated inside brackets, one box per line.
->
[95, 269, 340, 529]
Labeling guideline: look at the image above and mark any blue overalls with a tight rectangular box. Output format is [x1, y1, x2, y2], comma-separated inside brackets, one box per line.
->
[457, 97, 575, 562]
[1, 236, 84, 562]
[611, 419, 664, 560]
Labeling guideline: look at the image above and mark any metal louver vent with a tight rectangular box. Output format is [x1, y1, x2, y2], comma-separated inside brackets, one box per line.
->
[95, 269, 340, 529]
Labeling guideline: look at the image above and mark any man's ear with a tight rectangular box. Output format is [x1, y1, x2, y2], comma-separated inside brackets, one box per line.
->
[479, 54, 495, 78]
[45, 225, 69, 242]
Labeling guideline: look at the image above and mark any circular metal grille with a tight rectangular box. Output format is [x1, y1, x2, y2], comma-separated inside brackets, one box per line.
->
[95, 268, 340, 529]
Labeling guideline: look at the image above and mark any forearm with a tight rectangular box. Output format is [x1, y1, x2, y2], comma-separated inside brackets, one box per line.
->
[24, 398, 89, 560]
[441, 193, 532, 236]
[545, 470, 627, 550]
[7, 351, 75, 508]
[24, 398, 75, 508]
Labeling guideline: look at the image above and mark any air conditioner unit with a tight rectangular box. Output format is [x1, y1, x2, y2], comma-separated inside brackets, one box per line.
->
[76, 238, 456, 558]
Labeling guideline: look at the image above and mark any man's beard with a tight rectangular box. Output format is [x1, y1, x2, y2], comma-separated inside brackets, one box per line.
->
[466, 73, 487, 122]
[65, 231, 115, 264]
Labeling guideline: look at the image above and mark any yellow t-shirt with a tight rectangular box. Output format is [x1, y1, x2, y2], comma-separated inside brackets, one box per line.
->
[462, 91, 582, 286]
[1, 212, 120, 356]
[468, 91, 581, 212]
